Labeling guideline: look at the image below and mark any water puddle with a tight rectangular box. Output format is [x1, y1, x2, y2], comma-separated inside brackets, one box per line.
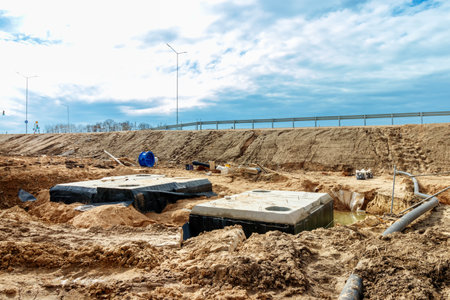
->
[333, 210, 367, 226]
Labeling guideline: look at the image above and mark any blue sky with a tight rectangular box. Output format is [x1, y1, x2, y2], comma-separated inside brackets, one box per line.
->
[0, 0, 449, 133]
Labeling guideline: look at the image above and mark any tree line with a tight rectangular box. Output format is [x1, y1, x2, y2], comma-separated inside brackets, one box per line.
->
[44, 119, 163, 133]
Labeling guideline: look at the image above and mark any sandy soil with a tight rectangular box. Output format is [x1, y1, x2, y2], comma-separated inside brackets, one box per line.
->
[0, 123, 449, 174]
[0, 125, 449, 299]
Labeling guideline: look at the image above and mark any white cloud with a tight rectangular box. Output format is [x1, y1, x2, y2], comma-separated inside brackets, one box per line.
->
[0, 0, 449, 132]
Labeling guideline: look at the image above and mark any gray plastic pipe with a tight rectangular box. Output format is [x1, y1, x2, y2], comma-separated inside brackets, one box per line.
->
[338, 274, 363, 300]
[382, 170, 439, 236]
[396, 170, 429, 199]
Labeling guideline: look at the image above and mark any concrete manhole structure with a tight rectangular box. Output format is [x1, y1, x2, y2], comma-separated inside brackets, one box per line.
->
[189, 190, 333, 237]
[50, 174, 214, 213]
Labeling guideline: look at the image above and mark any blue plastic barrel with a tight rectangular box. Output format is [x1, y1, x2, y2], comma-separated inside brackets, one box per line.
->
[138, 151, 156, 167]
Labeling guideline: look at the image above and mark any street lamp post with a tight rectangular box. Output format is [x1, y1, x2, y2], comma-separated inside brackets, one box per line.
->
[167, 43, 186, 126]
[17, 73, 38, 134]
[62, 104, 70, 133]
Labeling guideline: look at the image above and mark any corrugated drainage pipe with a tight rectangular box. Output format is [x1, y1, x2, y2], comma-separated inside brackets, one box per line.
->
[382, 170, 439, 236]
[338, 274, 363, 300]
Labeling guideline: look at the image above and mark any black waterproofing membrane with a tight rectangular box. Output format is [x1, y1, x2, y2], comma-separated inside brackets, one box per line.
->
[50, 179, 215, 213]
[18, 189, 36, 202]
[188, 200, 333, 238]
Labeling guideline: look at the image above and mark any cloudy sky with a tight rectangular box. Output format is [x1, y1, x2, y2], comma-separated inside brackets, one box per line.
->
[0, 0, 449, 133]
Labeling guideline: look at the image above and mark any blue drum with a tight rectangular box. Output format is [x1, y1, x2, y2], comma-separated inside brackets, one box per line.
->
[138, 151, 156, 167]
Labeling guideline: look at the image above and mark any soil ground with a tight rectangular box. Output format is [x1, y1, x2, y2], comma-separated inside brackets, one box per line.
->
[0, 124, 449, 299]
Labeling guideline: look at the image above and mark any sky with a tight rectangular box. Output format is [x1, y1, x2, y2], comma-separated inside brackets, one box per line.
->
[0, 0, 449, 133]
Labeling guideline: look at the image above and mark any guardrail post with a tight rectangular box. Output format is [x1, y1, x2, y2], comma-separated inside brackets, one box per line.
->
[364, 115, 366, 126]
[216, 122, 218, 130]
[200, 122, 202, 130]
[271, 120, 274, 128]
[338, 116, 341, 127]
[420, 112, 423, 124]
[314, 117, 317, 127]
[391, 114, 394, 125]
[196, 122, 198, 130]
[252, 120, 254, 129]
[233, 120, 236, 130]
[292, 120, 295, 128]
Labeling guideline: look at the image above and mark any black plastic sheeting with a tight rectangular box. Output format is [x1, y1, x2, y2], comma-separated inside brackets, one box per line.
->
[188, 200, 333, 238]
[182, 222, 191, 240]
[50, 179, 215, 213]
[189, 214, 291, 238]
[18, 189, 36, 202]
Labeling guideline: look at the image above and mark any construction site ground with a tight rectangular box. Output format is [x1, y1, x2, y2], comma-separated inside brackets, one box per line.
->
[0, 123, 449, 299]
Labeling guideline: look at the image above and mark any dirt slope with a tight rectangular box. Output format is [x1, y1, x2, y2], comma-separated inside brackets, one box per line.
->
[0, 123, 449, 173]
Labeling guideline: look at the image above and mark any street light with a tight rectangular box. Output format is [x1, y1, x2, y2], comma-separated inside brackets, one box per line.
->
[167, 43, 187, 125]
[62, 104, 70, 133]
[17, 72, 38, 134]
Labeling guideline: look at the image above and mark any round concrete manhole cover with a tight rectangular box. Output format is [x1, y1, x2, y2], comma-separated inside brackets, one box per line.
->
[265, 206, 291, 212]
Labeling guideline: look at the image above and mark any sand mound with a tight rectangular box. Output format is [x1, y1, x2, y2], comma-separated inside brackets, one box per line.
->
[162, 227, 311, 294]
[70, 205, 155, 229]
[0, 206, 37, 223]
[0, 241, 162, 271]
[181, 225, 246, 255]
[29, 201, 82, 223]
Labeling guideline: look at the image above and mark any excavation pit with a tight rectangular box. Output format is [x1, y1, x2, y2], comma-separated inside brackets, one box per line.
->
[50, 174, 214, 213]
[189, 190, 333, 238]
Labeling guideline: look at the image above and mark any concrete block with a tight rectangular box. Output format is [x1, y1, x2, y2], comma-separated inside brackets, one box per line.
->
[50, 174, 214, 213]
[189, 190, 333, 237]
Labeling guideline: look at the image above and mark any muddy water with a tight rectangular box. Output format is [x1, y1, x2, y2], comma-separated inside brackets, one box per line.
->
[333, 210, 367, 226]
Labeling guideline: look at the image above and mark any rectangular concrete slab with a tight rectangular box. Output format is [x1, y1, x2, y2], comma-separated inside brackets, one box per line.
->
[189, 190, 333, 237]
[54, 174, 184, 189]
[50, 174, 214, 213]
[191, 190, 332, 225]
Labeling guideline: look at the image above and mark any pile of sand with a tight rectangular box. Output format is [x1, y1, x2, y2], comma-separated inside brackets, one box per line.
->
[29, 201, 82, 223]
[0, 240, 162, 271]
[70, 205, 155, 229]
[0, 206, 37, 223]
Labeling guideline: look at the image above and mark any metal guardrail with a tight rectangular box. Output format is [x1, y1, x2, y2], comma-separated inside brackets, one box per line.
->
[151, 111, 450, 130]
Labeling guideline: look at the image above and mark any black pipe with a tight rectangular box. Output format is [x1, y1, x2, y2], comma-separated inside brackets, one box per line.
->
[338, 274, 363, 300]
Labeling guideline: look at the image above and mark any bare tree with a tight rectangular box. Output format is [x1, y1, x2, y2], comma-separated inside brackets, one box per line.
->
[138, 122, 150, 130]
[103, 119, 115, 132]
[121, 121, 132, 131]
